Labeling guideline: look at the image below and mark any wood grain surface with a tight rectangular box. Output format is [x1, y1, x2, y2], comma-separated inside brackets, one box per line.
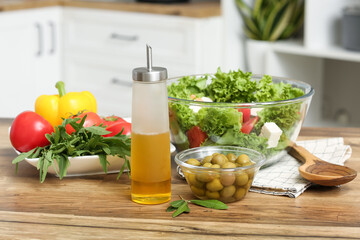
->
[1, 119, 359, 239]
[0, 0, 221, 18]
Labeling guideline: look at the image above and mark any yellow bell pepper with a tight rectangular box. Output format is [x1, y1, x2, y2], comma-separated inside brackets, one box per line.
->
[35, 81, 97, 126]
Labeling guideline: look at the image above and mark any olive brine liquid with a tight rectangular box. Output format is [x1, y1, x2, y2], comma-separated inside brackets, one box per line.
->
[131, 131, 171, 204]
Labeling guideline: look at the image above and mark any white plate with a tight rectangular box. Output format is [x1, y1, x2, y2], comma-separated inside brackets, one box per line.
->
[11, 117, 176, 177]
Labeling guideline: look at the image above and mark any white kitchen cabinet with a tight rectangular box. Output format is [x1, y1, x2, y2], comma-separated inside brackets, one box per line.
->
[0, 7, 62, 118]
[63, 7, 223, 117]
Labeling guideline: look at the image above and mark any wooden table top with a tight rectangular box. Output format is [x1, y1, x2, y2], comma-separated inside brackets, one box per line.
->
[0, 0, 221, 18]
[1, 118, 359, 239]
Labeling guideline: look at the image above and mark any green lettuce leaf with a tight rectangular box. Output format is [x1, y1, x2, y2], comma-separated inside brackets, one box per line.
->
[197, 107, 242, 136]
[206, 68, 256, 103]
[168, 75, 208, 100]
[216, 128, 275, 156]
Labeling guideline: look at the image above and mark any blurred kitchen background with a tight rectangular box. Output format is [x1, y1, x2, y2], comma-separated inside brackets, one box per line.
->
[1, 0, 359, 128]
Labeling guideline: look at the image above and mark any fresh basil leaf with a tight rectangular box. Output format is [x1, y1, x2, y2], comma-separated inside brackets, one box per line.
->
[85, 126, 111, 135]
[45, 133, 54, 144]
[102, 145, 111, 155]
[41, 158, 50, 183]
[166, 206, 178, 212]
[12, 148, 37, 164]
[98, 154, 108, 173]
[116, 159, 127, 180]
[172, 201, 189, 218]
[190, 199, 228, 210]
[170, 200, 185, 208]
[32, 147, 43, 158]
[58, 154, 69, 179]
[54, 126, 61, 144]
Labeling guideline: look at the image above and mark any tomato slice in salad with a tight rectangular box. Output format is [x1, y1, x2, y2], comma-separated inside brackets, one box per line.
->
[241, 116, 259, 134]
[237, 108, 251, 123]
[187, 126, 208, 148]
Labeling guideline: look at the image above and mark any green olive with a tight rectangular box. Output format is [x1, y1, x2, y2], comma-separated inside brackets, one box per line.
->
[242, 161, 254, 167]
[187, 173, 204, 188]
[202, 162, 212, 168]
[234, 187, 247, 200]
[212, 152, 220, 156]
[202, 156, 213, 164]
[246, 168, 255, 179]
[196, 172, 214, 183]
[186, 158, 201, 166]
[221, 162, 237, 169]
[220, 185, 236, 198]
[205, 190, 220, 199]
[226, 153, 237, 163]
[206, 178, 224, 192]
[211, 164, 221, 169]
[211, 154, 228, 165]
[190, 185, 205, 196]
[236, 154, 250, 166]
[245, 180, 253, 189]
[220, 173, 236, 186]
[235, 172, 249, 186]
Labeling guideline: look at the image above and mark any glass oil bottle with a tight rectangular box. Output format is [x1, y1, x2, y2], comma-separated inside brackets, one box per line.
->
[130, 45, 171, 204]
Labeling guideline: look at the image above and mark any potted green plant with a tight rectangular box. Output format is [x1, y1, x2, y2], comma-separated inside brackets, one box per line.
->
[235, 0, 304, 73]
[235, 0, 304, 41]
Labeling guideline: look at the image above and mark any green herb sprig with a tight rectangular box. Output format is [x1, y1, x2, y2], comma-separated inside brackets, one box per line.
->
[12, 116, 131, 182]
[167, 196, 228, 218]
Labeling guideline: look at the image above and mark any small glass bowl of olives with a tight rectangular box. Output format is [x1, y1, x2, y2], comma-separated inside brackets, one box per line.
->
[175, 146, 266, 203]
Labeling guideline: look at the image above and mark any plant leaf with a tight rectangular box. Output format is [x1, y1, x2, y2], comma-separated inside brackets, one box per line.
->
[170, 200, 185, 208]
[235, 0, 252, 17]
[172, 201, 189, 218]
[98, 154, 108, 174]
[269, 1, 296, 41]
[12, 148, 37, 164]
[58, 154, 70, 179]
[166, 206, 178, 212]
[85, 126, 111, 135]
[253, 0, 263, 18]
[262, 0, 287, 40]
[190, 200, 228, 210]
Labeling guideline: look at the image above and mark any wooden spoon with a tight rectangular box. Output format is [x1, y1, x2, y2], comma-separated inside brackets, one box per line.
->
[288, 143, 357, 186]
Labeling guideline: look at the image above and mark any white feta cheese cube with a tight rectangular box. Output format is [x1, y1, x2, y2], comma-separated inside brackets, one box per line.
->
[189, 97, 212, 113]
[201, 97, 213, 102]
[260, 122, 283, 148]
[189, 105, 201, 113]
[250, 108, 262, 116]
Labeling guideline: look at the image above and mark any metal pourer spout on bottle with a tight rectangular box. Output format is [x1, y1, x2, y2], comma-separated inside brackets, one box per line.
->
[130, 45, 171, 205]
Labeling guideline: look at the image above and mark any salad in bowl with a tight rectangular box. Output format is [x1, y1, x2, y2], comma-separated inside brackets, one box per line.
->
[167, 68, 314, 166]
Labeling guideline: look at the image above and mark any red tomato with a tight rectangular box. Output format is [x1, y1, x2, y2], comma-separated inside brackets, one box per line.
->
[237, 108, 251, 123]
[65, 111, 102, 135]
[101, 115, 126, 127]
[187, 126, 208, 148]
[10, 111, 54, 152]
[103, 122, 131, 137]
[241, 116, 259, 134]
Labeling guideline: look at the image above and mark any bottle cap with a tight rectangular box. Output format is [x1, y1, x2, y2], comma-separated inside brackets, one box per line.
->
[132, 45, 168, 82]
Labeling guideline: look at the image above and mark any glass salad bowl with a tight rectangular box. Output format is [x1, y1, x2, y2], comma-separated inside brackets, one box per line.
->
[167, 69, 314, 166]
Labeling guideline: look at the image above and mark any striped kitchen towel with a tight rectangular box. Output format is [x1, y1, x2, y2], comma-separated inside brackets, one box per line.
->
[250, 137, 352, 198]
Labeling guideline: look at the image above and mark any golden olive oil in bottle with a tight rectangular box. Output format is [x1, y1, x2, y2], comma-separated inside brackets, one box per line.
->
[130, 45, 171, 204]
